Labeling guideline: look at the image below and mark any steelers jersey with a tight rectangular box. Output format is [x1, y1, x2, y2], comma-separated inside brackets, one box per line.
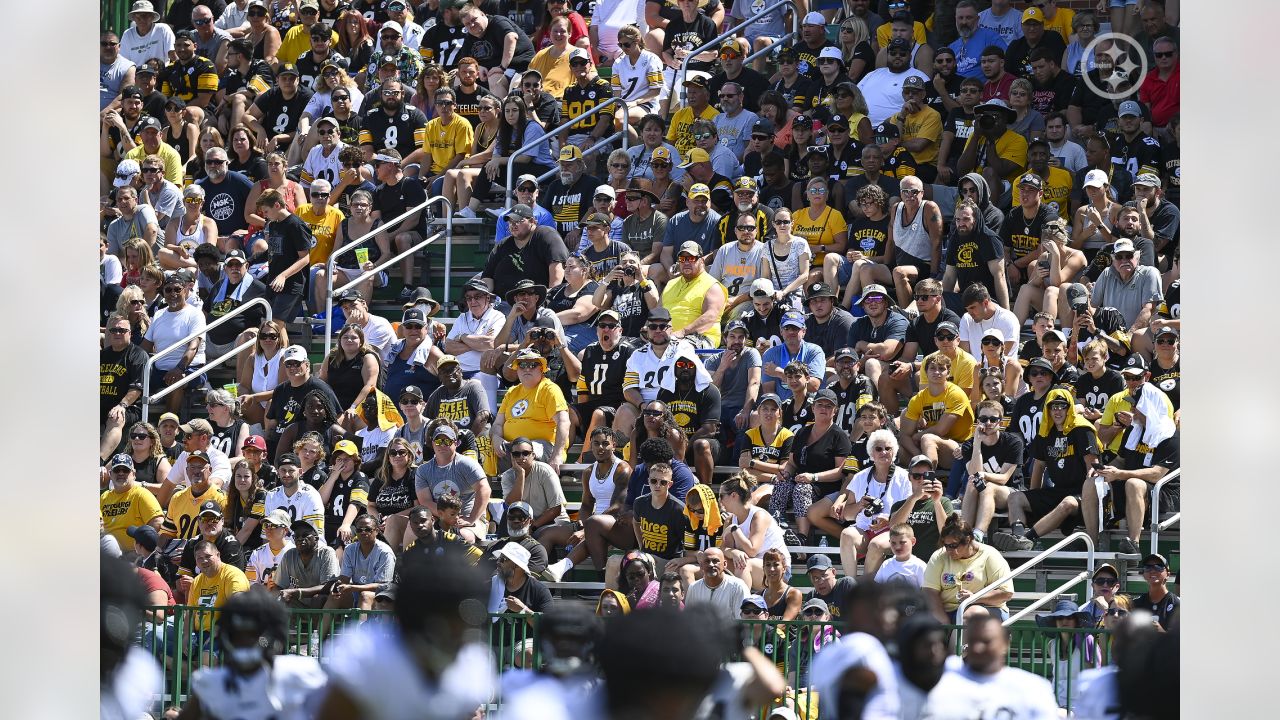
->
[770, 75, 818, 111]
[168, 486, 228, 540]
[221, 59, 275, 97]
[301, 141, 346, 187]
[296, 50, 348, 91]
[254, 86, 315, 136]
[832, 376, 874, 434]
[161, 56, 219, 103]
[1157, 280, 1180, 319]
[422, 22, 469, 69]
[623, 341, 681, 404]
[323, 472, 370, 544]
[358, 106, 428, 158]
[577, 340, 635, 406]
[782, 393, 816, 433]
[263, 484, 325, 533]
[563, 78, 615, 134]
[1107, 131, 1162, 179]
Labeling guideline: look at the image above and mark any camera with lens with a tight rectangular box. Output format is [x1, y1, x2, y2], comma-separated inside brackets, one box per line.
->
[977, 114, 997, 130]
[862, 497, 884, 518]
[622, 266, 637, 277]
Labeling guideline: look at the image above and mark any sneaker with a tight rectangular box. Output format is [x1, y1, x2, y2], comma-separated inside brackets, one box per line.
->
[456, 206, 477, 219]
[484, 207, 503, 219]
[1116, 537, 1141, 555]
[544, 558, 572, 583]
[397, 286, 418, 302]
[991, 531, 1034, 551]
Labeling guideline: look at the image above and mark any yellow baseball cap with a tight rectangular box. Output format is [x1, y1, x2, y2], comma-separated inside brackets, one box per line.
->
[1021, 7, 1045, 23]
[687, 183, 711, 199]
[332, 440, 359, 457]
[558, 145, 583, 162]
[679, 147, 710, 168]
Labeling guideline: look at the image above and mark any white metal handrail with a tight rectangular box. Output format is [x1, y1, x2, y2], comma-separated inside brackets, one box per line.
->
[676, 0, 802, 103]
[1149, 467, 1181, 551]
[323, 195, 453, 356]
[504, 97, 630, 210]
[324, 227, 447, 357]
[957, 531, 1095, 630]
[141, 297, 273, 422]
[1004, 572, 1089, 626]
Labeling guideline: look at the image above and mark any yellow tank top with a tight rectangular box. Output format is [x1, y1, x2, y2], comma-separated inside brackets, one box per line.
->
[661, 271, 726, 347]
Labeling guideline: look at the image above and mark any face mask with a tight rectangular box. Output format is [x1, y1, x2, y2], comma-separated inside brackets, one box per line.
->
[226, 644, 264, 670]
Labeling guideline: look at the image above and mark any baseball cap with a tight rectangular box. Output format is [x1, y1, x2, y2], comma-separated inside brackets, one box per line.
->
[756, 392, 782, 408]
[873, 122, 901, 140]
[380, 20, 403, 35]
[157, 412, 180, 426]
[595, 309, 622, 326]
[802, 11, 825, 25]
[1121, 354, 1148, 374]
[1154, 325, 1179, 339]
[1083, 169, 1109, 188]
[568, 47, 590, 63]
[593, 184, 616, 200]
[679, 148, 711, 168]
[834, 347, 857, 360]
[901, 75, 925, 91]
[1112, 238, 1136, 254]
[402, 307, 427, 325]
[741, 594, 769, 611]
[432, 424, 458, 440]
[1026, 357, 1055, 374]
[724, 319, 748, 336]
[818, 46, 843, 63]
[263, 509, 292, 528]
[277, 63, 300, 77]
[179, 418, 213, 435]
[1133, 173, 1162, 188]
[315, 116, 340, 130]
[813, 388, 839, 406]
[187, 449, 212, 466]
[277, 452, 301, 467]
[1142, 552, 1169, 568]
[981, 328, 1005, 344]
[332, 439, 359, 457]
[750, 278, 776, 297]
[733, 176, 758, 192]
[243, 435, 267, 451]
[1019, 173, 1043, 190]
[776, 46, 798, 62]
[682, 73, 710, 89]
[934, 321, 960, 336]
[507, 501, 534, 519]
[887, 37, 911, 52]
[515, 173, 539, 188]
[126, 525, 160, 552]
[686, 182, 711, 199]
[806, 282, 837, 301]
[802, 598, 829, 614]
[333, 288, 364, 305]
[651, 147, 672, 164]
[806, 554, 834, 572]
[781, 310, 806, 328]
[435, 352, 461, 370]
[506, 203, 536, 221]
[677, 241, 704, 257]
[558, 145, 583, 162]
[114, 159, 141, 187]
[290, 519, 318, 536]
[198, 499, 223, 518]
[110, 453, 135, 470]
[1066, 283, 1089, 311]
[1042, 328, 1067, 344]
[581, 212, 611, 227]
[1021, 6, 1046, 23]
[223, 249, 248, 265]
[120, 85, 143, 100]
[282, 345, 309, 363]
[908, 454, 934, 468]
[1117, 100, 1142, 117]
[751, 118, 776, 136]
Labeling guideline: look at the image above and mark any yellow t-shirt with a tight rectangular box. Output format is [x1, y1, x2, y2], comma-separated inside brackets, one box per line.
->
[1042, 8, 1075, 43]
[792, 205, 848, 265]
[876, 22, 928, 49]
[904, 381, 974, 441]
[188, 562, 251, 631]
[666, 105, 721, 157]
[917, 350, 978, 393]
[660, 271, 727, 347]
[421, 115, 475, 175]
[924, 542, 1013, 612]
[528, 47, 577, 99]
[168, 485, 228, 540]
[1011, 166, 1073, 218]
[498, 379, 569, 455]
[963, 129, 1028, 183]
[100, 484, 163, 548]
[1098, 389, 1175, 454]
[296, 203, 345, 264]
[892, 106, 943, 165]
[279, 26, 339, 70]
[125, 142, 184, 185]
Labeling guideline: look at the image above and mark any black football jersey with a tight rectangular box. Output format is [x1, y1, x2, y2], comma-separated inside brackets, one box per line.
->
[358, 105, 428, 158]
[577, 341, 635, 406]
[563, 78, 614, 134]
[254, 86, 315, 135]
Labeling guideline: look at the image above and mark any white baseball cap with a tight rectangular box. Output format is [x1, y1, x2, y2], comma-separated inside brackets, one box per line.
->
[1083, 169, 1109, 189]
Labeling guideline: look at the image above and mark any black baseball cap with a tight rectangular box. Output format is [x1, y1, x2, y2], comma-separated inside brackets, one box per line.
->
[648, 307, 673, 322]
[277, 452, 301, 467]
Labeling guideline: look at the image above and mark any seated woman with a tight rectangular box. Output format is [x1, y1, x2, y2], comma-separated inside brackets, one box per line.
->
[833, 184, 892, 306]
[760, 547, 803, 620]
[720, 473, 790, 592]
[923, 513, 1014, 623]
[317, 323, 382, 432]
[835, 428, 912, 579]
[738, 393, 793, 499]
[275, 391, 348, 470]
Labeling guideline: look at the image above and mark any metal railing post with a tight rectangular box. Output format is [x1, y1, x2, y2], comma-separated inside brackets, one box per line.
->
[140, 298, 273, 423]
[323, 195, 453, 357]
[676, 0, 800, 103]
[1149, 468, 1181, 551]
[504, 98, 629, 210]
[956, 531, 1095, 627]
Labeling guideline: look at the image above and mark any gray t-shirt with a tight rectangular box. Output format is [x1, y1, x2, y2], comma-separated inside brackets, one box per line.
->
[714, 109, 760, 161]
[730, 0, 786, 40]
[339, 539, 396, 591]
[195, 28, 232, 66]
[499, 461, 569, 524]
[100, 56, 135, 110]
[1091, 266, 1163, 329]
[664, 209, 723, 256]
[275, 545, 340, 590]
[708, 241, 768, 298]
[703, 346, 762, 412]
[511, 307, 565, 345]
[106, 204, 160, 256]
[144, 180, 183, 229]
[425, 379, 490, 430]
[414, 454, 489, 515]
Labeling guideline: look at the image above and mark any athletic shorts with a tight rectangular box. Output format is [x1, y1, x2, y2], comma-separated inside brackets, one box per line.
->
[1022, 486, 1081, 532]
[896, 250, 932, 279]
[686, 437, 722, 466]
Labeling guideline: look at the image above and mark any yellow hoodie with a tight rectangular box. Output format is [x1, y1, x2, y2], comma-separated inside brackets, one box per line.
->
[1038, 387, 1094, 438]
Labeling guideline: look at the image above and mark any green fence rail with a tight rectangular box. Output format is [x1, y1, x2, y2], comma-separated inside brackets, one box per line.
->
[102, 0, 133, 35]
[136, 607, 1110, 717]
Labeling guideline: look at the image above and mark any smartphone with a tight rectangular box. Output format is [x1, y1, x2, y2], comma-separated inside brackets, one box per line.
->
[1092, 462, 1106, 471]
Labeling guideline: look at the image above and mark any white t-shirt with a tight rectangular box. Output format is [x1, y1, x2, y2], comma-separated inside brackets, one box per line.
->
[246, 540, 295, 584]
[144, 304, 207, 370]
[120, 23, 176, 66]
[611, 49, 666, 103]
[359, 315, 396, 355]
[810, 632, 900, 720]
[958, 305, 1021, 359]
[101, 254, 123, 285]
[874, 555, 927, 587]
[168, 447, 233, 488]
[592, 0, 648, 57]
[921, 665, 1060, 720]
[857, 67, 931, 125]
[844, 466, 912, 532]
[684, 575, 749, 621]
[445, 307, 506, 372]
[325, 626, 495, 720]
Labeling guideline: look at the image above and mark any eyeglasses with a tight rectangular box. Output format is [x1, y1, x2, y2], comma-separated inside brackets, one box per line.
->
[1047, 403, 1071, 411]
[310, 192, 331, 199]
[651, 161, 671, 169]
[433, 436, 456, 446]
[1155, 337, 1178, 345]
[1093, 577, 1119, 587]
[980, 338, 1002, 346]
[389, 449, 411, 457]
[736, 224, 757, 231]
[594, 195, 613, 202]
[649, 478, 671, 486]
[102, 40, 120, 46]
[510, 450, 534, 457]
[507, 513, 530, 522]
[162, 287, 184, 295]
[129, 299, 146, 305]
[284, 360, 304, 368]
[740, 606, 765, 616]
[872, 446, 893, 453]
[774, 219, 792, 226]
[619, 42, 634, 49]
[516, 361, 542, 370]
[142, 167, 162, 174]
[908, 471, 931, 479]
[108, 327, 130, 335]
[977, 415, 1002, 424]
[1105, 608, 1129, 618]
[914, 294, 937, 302]
[802, 608, 826, 617]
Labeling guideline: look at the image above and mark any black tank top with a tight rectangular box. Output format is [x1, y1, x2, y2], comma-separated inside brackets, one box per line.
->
[166, 122, 191, 162]
[210, 419, 246, 458]
[766, 586, 792, 618]
[327, 350, 381, 409]
[132, 454, 161, 488]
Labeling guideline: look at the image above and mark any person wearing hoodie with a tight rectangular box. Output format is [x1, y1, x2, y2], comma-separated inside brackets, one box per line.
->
[664, 484, 726, 587]
[940, 200, 1009, 313]
[991, 387, 1099, 552]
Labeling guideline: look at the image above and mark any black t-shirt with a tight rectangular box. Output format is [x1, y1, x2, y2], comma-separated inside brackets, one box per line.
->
[197, 171, 255, 235]
[1106, 131, 1162, 180]
[608, 282, 653, 340]
[359, 105, 429, 158]
[847, 214, 889, 258]
[942, 108, 976, 165]
[926, 73, 962, 119]
[1005, 34, 1066, 79]
[662, 13, 719, 73]
[265, 214, 315, 296]
[471, 15, 536, 71]
[296, 50, 349, 91]
[888, 495, 955, 560]
[904, 308, 962, 358]
[958, 430, 1026, 490]
[771, 75, 818, 111]
[179, 531, 246, 575]
[842, 173, 900, 205]
[782, 393, 816, 434]
[658, 383, 723, 439]
[1131, 591, 1179, 631]
[101, 282, 124, 328]
[1031, 424, 1098, 494]
[831, 377, 873, 436]
[372, 176, 428, 234]
[539, 173, 602, 237]
[758, 180, 794, 212]
[1149, 356, 1180, 410]
[1011, 389, 1048, 449]
[325, 350, 381, 409]
[254, 86, 315, 137]
[100, 343, 149, 421]
[1074, 370, 1125, 415]
[792, 425, 852, 497]
[805, 310, 854, 359]
[708, 67, 768, 113]
[227, 152, 270, 183]
[1000, 204, 1059, 263]
[1119, 431, 1179, 473]
[221, 58, 276, 96]
[1029, 70, 1076, 115]
[205, 277, 269, 343]
[632, 494, 687, 560]
[1069, 307, 1129, 369]
[266, 377, 342, 438]
[813, 576, 857, 620]
[578, 341, 636, 406]
[741, 305, 784, 350]
[453, 84, 496, 127]
[323, 471, 371, 543]
[370, 469, 417, 516]
[482, 227, 571, 298]
[506, 575, 554, 612]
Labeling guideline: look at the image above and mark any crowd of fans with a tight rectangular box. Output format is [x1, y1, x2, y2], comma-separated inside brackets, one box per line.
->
[100, 0, 1181, 717]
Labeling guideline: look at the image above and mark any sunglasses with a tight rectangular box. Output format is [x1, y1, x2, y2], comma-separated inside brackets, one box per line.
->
[507, 513, 530, 522]
[1093, 577, 1119, 587]
[142, 166, 161, 173]
[1114, 252, 1135, 261]
[204, 158, 226, 165]
[1142, 564, 1166, 572]
[355, 526, 376, 534]
[516, 361, 543, 370]
[108, 327, 131, 335]
[162, 286, 184, 294]
[642, 409, 665, 417]
[736, 224, 757, 231]
[1154, 51, 1175, 58]
[935, 333, 956, 341]
[310, 192, 330, 199]
[1048, 403, 1071, 411]
[1105, 608, 1129, 618]
[510, 450, 534, 457]
[649, 478, 671, 486]
[977, 415, 1002, 424]
[260, 333, 279, 340]
[1156, 337, 1178, 345]
[943, 540, 968, 550]
[433, 436, 455, 445]
[597, 322, 619, 330]
[914, 294, 937, 302]
[129, 433, 150, 440]
[774, 219, 792, 226]
[741, 606, 765, 615]
[980, 338, 1002, 346]
[401, 323, 425, 330]
[619, 42, 634, 49]
[388, 449, 411, 457]
[651, 161, 672, 168]
[284, 360, 304, 368]
[332, 94, 350, 101]
[647, 322, 671, 330]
